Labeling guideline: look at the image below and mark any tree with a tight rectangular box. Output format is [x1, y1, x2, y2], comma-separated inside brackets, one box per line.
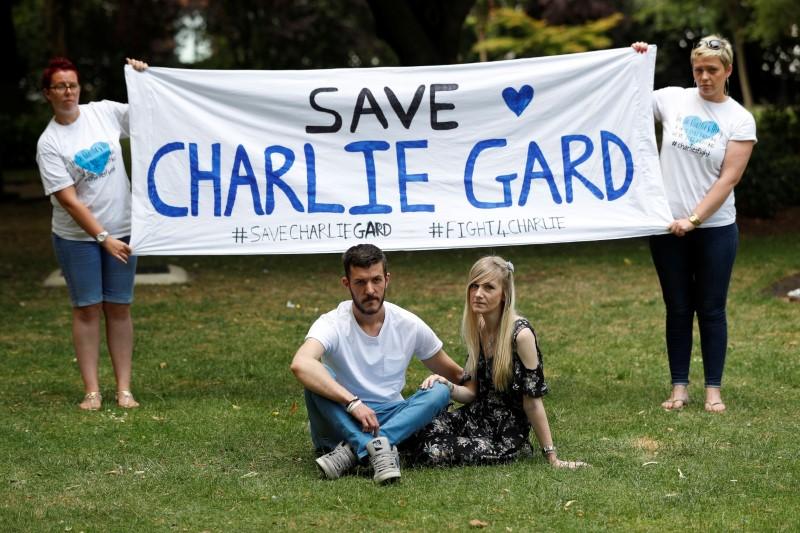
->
[633, 0, 800, 107]
[201, 0, 394, 69]
[0, 0, 26, 198]
[365, 0, 476, 65]
[471, 7, 623, 60]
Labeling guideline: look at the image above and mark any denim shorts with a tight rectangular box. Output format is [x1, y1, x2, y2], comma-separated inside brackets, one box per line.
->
[52, 233, 138, 307]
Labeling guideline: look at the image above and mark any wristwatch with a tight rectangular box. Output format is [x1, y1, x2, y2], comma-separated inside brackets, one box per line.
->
[95, 230, 109, 243]
[688, 213, 702, 227]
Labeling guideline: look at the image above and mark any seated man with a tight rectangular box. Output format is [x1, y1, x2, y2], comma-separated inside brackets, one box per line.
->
[290, 244, 464, 484]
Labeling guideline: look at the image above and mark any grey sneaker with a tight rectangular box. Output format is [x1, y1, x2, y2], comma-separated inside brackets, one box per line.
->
[366, 437, 401, 484]
[315, 441, 357, 479]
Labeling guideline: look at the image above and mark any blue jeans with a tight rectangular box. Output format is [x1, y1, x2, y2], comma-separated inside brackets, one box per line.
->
[649, 223, 738, 387]
[52, 234, 137, 307]
[304, 383, 450, 460]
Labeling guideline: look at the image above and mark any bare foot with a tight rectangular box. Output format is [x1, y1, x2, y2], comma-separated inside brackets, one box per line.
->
[116, 390, 140, 408]
[79, 391, 102, 411]
[661, 385, 689, 410]
[704, 388, 726, 413]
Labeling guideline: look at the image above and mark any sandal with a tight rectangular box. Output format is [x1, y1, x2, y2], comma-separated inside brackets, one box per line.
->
[79, 391, 102, 411]
[704, 401, 726, 413]
[116, 390, 140, 408]
[661, 396, 689, 410]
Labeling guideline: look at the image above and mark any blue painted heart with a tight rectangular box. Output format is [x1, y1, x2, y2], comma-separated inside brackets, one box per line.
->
[502, 85, 534, 117]
[74, 142, 111, 175]
[682, 116, 720, 146]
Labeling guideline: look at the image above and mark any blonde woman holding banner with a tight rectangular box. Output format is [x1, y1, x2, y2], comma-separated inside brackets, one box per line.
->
[407, 256, 587, 469]
[632, 37, 756, 412]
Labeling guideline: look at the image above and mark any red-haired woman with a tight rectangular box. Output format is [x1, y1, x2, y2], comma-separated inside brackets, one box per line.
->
[36, 57, 147, 410]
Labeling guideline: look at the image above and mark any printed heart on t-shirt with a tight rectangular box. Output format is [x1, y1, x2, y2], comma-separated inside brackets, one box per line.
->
[682, 116, 720, 146]
[73, 142, 111, 175]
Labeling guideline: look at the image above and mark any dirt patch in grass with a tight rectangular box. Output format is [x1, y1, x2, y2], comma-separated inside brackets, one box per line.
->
[769, 272, 800, 300]
[633, 436, 660, 452]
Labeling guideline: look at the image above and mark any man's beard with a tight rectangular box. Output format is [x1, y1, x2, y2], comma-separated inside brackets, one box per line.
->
[350, 290, 385, 315]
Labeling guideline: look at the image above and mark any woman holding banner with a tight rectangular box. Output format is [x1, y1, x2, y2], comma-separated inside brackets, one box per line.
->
[632, 37, 756, 413]
[36, 57, 148, 410]
[407, 256, 587, 469]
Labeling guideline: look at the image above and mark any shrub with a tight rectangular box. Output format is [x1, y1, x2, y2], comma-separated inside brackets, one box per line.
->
[737, 106, 800, 218]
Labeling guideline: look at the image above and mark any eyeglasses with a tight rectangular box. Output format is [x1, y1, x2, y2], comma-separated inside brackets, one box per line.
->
[49, 83, 80, 93]
[694, 39, 724, 50]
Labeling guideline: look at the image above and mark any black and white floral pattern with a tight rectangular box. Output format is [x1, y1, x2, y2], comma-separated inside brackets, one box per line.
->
[404, 318, 548, 465]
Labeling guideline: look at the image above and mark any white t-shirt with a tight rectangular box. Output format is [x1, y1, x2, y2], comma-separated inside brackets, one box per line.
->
[36, 100, 132, 240]
[653, 87, 757, 227]
[306, 301, 443, 403]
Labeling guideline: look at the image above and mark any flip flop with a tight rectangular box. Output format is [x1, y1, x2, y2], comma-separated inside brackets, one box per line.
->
[661, 397, 689, 410]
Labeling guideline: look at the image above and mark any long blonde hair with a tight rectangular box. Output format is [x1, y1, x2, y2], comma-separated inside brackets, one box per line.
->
[461, 256, 517, 391]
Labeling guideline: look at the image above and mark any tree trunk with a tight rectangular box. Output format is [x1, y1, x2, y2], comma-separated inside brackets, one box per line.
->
[45, 0, 70, 57]
[0, 0, 26, 199]
[730, 27, 753, 108]
[725, 1, 753, 108]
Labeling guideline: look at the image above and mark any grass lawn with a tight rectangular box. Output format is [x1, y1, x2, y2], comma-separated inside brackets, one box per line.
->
[1, 196, 798, 532]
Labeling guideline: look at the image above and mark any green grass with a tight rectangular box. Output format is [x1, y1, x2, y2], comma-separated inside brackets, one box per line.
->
[1, 198, 798, 532]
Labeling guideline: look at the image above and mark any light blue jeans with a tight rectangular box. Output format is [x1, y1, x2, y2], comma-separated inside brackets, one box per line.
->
[304, 382, 450, 460]
[52, 233, 137, 307]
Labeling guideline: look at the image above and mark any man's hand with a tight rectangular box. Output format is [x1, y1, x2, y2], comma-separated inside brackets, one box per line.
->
[350, 402, 380, 436]
[419, 373, 450, 390]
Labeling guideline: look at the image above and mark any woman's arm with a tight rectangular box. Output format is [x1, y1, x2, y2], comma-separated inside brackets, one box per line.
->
[668, 140, 755, 236]
[52, 186, 132, 263]
[517, 328, 588, 469]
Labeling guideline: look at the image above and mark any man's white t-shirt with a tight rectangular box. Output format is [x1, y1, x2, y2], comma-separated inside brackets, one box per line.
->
[306, 301, 443, 403]
[653, 87, 757, 227]
[36, 100, 132, 240]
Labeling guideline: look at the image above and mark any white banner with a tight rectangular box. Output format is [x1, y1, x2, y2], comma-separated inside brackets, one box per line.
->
[126, 46, 669, 255]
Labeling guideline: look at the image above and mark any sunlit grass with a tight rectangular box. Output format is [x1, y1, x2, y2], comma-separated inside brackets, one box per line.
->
[1, 200, 798, 531]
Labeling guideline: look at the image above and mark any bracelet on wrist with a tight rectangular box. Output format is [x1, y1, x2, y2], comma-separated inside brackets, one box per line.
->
[345, 396, 361, 414]
[541, 445, 557, 457]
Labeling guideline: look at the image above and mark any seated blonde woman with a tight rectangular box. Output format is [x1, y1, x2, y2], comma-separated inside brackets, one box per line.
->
[405, 256, 587, 468]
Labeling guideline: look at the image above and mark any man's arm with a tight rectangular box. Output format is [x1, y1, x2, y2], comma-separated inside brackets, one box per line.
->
[420, 349, 464, 384]
[289, 338, 380, 434]
[290, 338, 355, 403]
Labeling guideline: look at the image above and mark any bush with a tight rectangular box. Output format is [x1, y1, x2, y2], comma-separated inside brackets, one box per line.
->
[737, 106, 800, 218]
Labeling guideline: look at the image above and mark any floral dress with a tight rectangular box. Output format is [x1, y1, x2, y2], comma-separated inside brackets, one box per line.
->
[404, 318, 549, 465]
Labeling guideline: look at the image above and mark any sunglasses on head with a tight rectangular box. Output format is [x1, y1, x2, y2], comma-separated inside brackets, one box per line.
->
[694, 39, 724, 50]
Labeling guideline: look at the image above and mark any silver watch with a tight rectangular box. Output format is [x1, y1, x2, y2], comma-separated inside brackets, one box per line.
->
[95, 230, 109, 243]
